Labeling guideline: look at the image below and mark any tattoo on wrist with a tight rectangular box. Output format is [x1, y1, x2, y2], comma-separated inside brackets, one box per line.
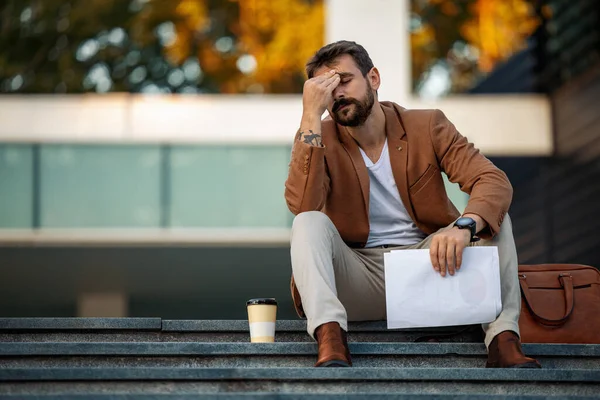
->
[298, 129, 322, 146]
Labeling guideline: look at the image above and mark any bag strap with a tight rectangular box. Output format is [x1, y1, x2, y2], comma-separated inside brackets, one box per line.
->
[518, 273, 574, 326]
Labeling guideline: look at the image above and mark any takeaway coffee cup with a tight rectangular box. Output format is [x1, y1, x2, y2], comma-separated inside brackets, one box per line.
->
[246, 298, 277, 342]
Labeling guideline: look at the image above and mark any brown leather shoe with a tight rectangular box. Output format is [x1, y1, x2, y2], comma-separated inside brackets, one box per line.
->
[314, 322, 352, 367]
[486, 330, 541, 368]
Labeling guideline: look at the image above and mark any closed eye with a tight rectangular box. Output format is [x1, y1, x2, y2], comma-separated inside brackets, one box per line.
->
[337, 72, 353, 84]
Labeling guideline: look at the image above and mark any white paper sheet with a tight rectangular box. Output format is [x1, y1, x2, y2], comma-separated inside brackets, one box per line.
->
[384, 247, 502, 329]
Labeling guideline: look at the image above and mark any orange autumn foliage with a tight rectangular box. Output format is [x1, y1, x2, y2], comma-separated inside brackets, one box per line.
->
[158, 0, 324, 93]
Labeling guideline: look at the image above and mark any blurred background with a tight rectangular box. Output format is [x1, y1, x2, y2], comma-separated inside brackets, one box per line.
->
[0, 0, 598, 319]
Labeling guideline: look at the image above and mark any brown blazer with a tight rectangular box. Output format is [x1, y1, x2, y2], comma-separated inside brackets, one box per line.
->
[284, 101, 512, 317]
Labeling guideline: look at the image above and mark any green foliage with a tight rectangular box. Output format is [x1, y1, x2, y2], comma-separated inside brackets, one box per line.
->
[0, 0, 323, 94]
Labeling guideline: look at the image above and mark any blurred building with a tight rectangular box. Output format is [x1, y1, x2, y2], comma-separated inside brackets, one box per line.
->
[0, 0, 596, 319]
[469, 0, 600, 266]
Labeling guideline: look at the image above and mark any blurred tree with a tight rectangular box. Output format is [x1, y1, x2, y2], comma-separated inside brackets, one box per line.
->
[235, 0, 324, 93]
[411, 0, 540, 96]
[0, 0, 324, 94]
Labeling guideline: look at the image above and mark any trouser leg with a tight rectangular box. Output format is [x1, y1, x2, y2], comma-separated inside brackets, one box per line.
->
[290, 212, 387, 337]
[475, 215, 521, 347]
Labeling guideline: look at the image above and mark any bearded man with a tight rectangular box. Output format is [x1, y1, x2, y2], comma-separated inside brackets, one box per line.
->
[284, 40, 541, 369]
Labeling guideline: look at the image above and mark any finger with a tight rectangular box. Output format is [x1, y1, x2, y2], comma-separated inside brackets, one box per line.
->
[325, 74, 340, 89]
[446, 242, 456, 276]
[430, 240, 440, 273]
[455, 242, 465, 270]
[325, 73, 340, 84]
[320, 72, 338, 88]
[437, 239, 447, 277]
[315, 70, 337, 83]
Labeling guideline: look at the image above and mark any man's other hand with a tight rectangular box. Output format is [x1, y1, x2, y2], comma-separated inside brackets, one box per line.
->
[429, 227, 471, 277]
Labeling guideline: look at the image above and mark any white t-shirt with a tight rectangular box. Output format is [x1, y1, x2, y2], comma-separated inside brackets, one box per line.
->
[359, 139, 427, 247]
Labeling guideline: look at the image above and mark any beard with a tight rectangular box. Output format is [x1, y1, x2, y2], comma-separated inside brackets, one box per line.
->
[331, 84, 375, 127]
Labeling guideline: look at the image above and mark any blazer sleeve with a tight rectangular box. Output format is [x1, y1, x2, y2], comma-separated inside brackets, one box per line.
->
[428, 109, 513, 238]
[284, 138, 331, 215]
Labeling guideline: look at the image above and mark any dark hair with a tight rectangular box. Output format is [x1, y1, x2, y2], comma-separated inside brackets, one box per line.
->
[306, 40, 374, 79]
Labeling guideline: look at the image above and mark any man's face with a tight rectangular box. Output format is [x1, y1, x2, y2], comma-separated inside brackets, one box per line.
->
[314, 54, 375, 127]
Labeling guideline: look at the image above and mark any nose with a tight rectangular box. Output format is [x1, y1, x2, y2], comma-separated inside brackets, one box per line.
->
[332, 86, 344, 100]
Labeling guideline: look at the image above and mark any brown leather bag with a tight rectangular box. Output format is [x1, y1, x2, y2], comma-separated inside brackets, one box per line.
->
[518, 264, 600, 344]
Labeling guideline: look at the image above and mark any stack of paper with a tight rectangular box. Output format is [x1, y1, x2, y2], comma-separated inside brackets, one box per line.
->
[384, 247, 502, 329]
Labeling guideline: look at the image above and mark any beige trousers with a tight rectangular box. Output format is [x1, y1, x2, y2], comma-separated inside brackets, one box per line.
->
[290, 211, 521, 348]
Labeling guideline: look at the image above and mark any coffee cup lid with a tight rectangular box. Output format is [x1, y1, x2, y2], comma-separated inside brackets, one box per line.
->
[246, 298, 277, 306]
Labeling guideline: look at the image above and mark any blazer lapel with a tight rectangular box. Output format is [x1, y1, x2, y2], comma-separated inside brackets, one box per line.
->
[383, 104, 417, 223]
[337, 124, 370, 217]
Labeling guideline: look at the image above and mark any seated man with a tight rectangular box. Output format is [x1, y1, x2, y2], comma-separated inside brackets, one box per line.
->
[284, 40, 541, 369]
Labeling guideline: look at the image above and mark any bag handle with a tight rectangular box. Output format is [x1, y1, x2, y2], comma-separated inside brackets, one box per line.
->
[518, 273, 574, 326]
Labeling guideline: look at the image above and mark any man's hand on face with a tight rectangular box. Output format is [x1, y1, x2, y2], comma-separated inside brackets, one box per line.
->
[302, 70, 340, 117]
[429, 227, 471, 277]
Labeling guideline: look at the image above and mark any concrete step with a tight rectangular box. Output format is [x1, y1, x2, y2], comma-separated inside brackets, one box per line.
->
[0, 342, 598, 369]
[6, 366, 595, 381]
[1, 396, 599, 400]
[0, 318, 484, 343]
[2, 318, 598, 398]
[0, 367, 598, 397]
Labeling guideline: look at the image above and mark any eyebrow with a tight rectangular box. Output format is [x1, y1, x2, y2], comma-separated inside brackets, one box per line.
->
[337, 72, 353, 79]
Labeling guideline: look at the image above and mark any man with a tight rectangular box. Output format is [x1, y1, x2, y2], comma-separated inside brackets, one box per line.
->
[284, 40, 541, 369]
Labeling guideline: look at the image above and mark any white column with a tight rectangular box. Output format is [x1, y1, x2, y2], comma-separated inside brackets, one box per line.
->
[325, 0, 411, 104]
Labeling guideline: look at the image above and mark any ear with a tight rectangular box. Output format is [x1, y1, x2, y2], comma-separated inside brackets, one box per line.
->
[367, 67, 381, 91]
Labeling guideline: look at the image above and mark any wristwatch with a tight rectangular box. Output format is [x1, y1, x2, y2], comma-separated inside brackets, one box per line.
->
[454, 217, 480, 242]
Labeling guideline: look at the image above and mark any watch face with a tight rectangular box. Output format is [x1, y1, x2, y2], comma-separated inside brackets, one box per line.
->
[456, 217, 475, 227]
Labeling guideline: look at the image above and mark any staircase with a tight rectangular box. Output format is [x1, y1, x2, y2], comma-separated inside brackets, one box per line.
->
[1, 318, 599, 399]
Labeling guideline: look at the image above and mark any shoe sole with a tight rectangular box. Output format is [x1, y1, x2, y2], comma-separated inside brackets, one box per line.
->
[318, 360, 351, 367]
[486, 361, 542, 369]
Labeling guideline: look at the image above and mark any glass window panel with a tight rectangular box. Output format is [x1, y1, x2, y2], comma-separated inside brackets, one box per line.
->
[40, 145, 161, 227]
[170, 145, 291, 227]
[0, 145, 33, 228]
